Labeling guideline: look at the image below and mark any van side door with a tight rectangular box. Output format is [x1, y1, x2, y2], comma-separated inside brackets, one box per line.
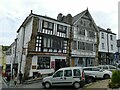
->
[62, 69, 73, 85]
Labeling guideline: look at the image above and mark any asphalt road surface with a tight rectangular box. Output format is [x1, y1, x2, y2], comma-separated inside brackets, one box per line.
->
[2, 79, 84, 90]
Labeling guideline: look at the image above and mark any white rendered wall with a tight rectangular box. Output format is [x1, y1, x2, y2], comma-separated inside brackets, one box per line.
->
[99, 31, 117, 53]
[118, 2, 120, 39]
[99, 31, 108, 52]
[0, 46, 2, 66]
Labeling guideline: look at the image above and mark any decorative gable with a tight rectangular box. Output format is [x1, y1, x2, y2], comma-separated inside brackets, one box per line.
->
[73, 9, 98, 32]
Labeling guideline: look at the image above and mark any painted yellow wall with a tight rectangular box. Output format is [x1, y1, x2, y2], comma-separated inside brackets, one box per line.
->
[71, 58, 75, 66]
[0, 45, 6, 74]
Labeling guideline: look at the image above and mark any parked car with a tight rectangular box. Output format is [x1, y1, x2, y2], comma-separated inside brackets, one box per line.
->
[42, 67, 85, 89]
[97, 65, 117, 71]
[83, 66, 112, 79]
[84, 74, 96, 83]
[115, 63, 120, 69]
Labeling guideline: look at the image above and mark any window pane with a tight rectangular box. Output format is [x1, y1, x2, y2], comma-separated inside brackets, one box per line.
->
[64, 70, 72, 77]
[44, 38, 47, 47]
[51, 39, 53, 48]
[54, 70, 63, 77]
[110, 35, 113, 40]
[74, 69, 81, 76]
[103, 66, 108, 69]
[47, 38, 50, 47]
[92, 68, 99, 71]
[37, 57, 50, 69]
[48, 22, 53, 29]
[73, 41, 77, 49]
[58, 25, 62, 30]
[102, 33, 104, 39]
[83, 68, 92, 71]
[44, 21, 48, 28]
[97, 67, 102, 69]
[109, 66, 116, 69]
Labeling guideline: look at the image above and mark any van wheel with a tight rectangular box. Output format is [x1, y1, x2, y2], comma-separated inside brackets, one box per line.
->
[73, 82, 80, 89]
[44, 82, 51, 89]
[104, 74, 110, 79]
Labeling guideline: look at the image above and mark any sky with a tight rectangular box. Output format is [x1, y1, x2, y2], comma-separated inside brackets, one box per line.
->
[0, 0, 119, 46]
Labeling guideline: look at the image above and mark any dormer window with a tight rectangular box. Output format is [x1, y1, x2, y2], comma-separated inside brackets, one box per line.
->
[43, 20, 54, 30]
[57, 24, 67, 33]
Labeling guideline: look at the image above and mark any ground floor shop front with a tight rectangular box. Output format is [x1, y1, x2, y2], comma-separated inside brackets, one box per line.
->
[29, 55, 67, 77]
[71, 57, 95, 67]
[4, 56, 98, 78]
[24, 55, 96, 77]
[98, 52, 115, 65]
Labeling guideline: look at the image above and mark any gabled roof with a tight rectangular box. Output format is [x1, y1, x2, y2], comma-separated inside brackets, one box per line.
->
[73, 8, 99, 32]
[73, 10, 86, 24]
[17, 12, 70, 33]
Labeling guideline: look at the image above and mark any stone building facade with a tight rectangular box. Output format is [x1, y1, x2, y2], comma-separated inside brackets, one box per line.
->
[16, 11, 71, 79]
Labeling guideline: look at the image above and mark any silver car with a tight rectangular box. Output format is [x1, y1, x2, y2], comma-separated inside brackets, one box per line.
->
[83, 66, 112, 79]
[42, 67, 85, 89]
[97, 65, 117, 71]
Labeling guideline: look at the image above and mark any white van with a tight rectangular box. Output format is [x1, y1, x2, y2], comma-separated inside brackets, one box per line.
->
[42, 67, 85, 89]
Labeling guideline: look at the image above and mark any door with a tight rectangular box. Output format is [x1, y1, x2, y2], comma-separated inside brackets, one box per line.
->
[91, 68, 103, 78]
[51, 70, 64, 86]
[55, 59, 60, 71]
[55, 59, 67, 71]
[62, 69, 73, 85]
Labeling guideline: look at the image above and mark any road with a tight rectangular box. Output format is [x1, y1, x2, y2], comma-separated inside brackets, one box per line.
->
[0, 75, 2, 90]
[2, 79, 84, 90]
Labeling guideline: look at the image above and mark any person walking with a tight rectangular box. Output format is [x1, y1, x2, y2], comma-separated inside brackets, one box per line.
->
[6, 73, 11, 86]
[14, 74, 17, 85]
[19, 71, 23, 84]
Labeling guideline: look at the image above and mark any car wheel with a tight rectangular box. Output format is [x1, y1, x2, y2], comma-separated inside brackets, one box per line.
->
[104, 74, 110, 79]
[44, 82, 51, 89]
[87, 77, 93, 83]
[73, 82, 80, 89]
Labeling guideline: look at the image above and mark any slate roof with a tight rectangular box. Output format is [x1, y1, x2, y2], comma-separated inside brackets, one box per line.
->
[98, 26, 116, 35]
[72, 9, 99, 32]
[73, 9, 87, 24]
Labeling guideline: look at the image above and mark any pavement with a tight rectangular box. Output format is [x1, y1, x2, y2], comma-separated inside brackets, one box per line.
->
[85, 79, 110, 88]
[84, 79, 120, 90]
[23, 77, 42, 84]
[2, 76, 43, 87]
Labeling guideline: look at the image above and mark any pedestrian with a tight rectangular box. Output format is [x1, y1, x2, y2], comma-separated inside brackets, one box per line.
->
[14, 74, 17, 85]
[6, 73, 11, 86]
[19, 71, 23, 84]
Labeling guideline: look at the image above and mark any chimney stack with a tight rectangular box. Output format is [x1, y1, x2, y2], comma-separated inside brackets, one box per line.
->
[107, 28, 111, 32]
[66, 14, 73, 24]
[57, 13, 63, 21]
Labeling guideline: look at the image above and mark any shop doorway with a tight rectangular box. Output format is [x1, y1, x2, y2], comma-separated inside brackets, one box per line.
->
[55, 59, 66, 71]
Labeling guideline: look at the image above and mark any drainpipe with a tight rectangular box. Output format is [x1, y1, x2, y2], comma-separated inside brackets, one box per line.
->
[107, 28, 110, 64]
